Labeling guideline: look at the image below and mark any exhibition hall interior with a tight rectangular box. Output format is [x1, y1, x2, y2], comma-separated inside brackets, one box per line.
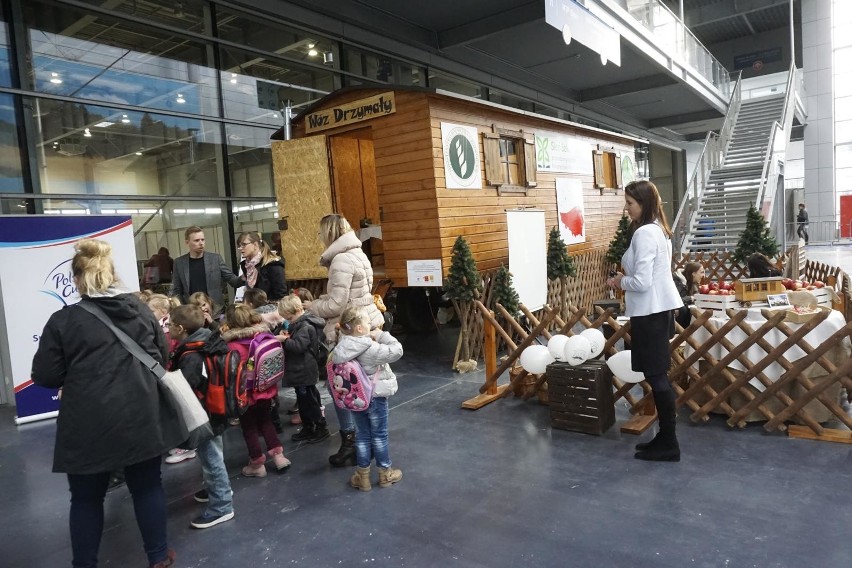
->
[2, 1, 852, 567]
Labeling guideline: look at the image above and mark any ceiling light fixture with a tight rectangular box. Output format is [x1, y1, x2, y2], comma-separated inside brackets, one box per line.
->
[308, 49, 318, 57]
[121, 114, 130, 124]
[93, 121, 114, 127]
[230, 73, 238, 84]
[176, 94, 186, 104]
[49, 72, 62, 84]
[83, 128, 92, 137]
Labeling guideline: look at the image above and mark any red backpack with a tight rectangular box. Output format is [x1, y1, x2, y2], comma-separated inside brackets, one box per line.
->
[179, 341, 247, 420]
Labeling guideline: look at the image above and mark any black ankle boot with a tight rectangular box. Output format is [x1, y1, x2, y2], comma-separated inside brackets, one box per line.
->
[634, 431, 661, 452]
[635, 389, 680, 462]
[328, 430, 356, 467]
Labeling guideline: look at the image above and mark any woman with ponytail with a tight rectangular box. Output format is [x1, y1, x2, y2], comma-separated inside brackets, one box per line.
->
[31, 238, 183, 568]
[237, 231, 287, 302]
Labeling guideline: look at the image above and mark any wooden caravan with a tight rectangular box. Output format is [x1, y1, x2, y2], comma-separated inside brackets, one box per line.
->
[271, 87, 644, 286]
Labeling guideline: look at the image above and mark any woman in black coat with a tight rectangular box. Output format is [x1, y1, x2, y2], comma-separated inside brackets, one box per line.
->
[31, 239, 184, 568]
[238, 231, 287, 301]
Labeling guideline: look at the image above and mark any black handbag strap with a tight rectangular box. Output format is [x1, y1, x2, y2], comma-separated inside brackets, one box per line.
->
[77, 300, 166, 378]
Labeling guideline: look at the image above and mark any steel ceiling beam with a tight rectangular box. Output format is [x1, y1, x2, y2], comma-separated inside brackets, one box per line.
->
[437, 1, 543, 49]
[648, 109, 723, 128]
[686, 0, 790, 28]
[579, 74, 678, 102]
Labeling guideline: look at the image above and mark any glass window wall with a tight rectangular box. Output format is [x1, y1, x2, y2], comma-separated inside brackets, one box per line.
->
[30, 98, 224, 197]
[0, 4, 11, 87]
[76, 0, 209, 33]
[429, 71, 483, 99]
[226, 124, 276, 198]
[24, 0, 220, 117]
[342, 46, 424, 87]
[0, 94, 24, 193]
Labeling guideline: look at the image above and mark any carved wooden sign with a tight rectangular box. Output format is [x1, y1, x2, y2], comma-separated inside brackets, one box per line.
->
[304, 92, 396, 133]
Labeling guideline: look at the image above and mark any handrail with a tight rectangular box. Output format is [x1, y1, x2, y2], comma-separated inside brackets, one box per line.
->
[755, 63, 797, 214]
[671, 73, 742, 252]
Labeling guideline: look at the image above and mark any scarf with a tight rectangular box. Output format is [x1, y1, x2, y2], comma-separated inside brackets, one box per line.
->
[245, 253, 262, 288]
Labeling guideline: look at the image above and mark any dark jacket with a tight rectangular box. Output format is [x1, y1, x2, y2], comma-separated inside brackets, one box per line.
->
[31, 293, 185, 474]
[170, 251, 243, 308]
[242, 258, 287, 301]
[170, 328, 231, 434]
[672, 271, 693, 329]
[282, 313, 326, 387]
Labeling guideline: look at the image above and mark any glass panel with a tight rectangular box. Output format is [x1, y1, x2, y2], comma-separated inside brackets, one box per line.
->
[231, 200, 281, 254]
[0, 94, 24, 193]
[836, 144, 852, 169]
[30, 97, 223, 197]
[219, 45, 334, 123]
[835, 47, 852, 75]
[341, 46, 424, 86]
[76, 0, 208, 32]
[836, 96, 852, 121]
[226, 124, 275, 198]
[489, 89, 534, 112]
[836, 168, 852, 192]
[24, 0, 219, 117]
[429, 71, 483, 98]
[835, 73, 852, 98]
[0, 3, 11, 87]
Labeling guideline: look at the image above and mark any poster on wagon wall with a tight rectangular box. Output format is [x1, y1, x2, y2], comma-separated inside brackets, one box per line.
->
[556, 177, 586, 245]
[0, 216, 138, 424]
[441, 122, 482, 189]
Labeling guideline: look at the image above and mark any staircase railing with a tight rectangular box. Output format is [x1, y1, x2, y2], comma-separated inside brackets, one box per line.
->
[755, 63, 797, 217]
[672, 72, 742, 252]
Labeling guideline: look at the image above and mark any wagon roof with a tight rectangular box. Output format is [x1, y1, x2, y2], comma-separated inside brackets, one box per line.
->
[270, 86, 646, 144]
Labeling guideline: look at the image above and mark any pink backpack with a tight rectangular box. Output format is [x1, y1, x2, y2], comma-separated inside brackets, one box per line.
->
[243, 332, 285, 392]
[327, 359, 375, 412]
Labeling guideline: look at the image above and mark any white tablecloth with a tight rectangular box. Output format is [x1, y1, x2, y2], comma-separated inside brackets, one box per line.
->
[686, 308, 850, 391]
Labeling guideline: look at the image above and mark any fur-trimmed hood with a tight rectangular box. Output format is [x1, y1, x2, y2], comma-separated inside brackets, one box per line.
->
[673, 269, 687, 287]
[221, 323, 270, 342]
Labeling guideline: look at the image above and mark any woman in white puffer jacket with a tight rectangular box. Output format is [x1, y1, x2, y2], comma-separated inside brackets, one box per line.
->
[308, 214, 384, 467]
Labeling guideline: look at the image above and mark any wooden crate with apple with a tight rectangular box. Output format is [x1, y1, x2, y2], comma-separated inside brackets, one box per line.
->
[694, 283, 742, 316]
[734, 277, 785, 302]
[779, 277, 835, 308]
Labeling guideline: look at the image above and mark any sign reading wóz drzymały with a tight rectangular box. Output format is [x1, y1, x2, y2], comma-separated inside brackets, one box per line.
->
[305, 92, 396, 133]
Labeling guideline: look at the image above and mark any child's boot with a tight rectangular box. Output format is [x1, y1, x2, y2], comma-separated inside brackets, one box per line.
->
[378, 466, 402, 488]
[350, 466, 372, 491]
[268, 447, 291, 472]
[241, 455, 267, 477]
[308, 419, 331, 443]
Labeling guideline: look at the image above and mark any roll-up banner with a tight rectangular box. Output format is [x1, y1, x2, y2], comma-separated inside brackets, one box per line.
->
[0, 216, 138, 424]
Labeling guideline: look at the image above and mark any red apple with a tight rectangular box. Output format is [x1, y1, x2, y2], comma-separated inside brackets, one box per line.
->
[722, 281, 733, 291]
[698, 284, 710, 294]
[802, 280, 810, 288]
[814, 281, 825, 288]
[806, 285, 816, 290]
[782, 278, 793, 289]
[793, 280, 803, 290]
[708, 290, 720, 295]
[710, 282, 719, 291]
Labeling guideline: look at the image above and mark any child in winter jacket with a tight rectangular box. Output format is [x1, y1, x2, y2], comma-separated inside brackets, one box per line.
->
[331, 306, 403, 491]
[168, 305, 235, 529]
[277, 295, 330, 444]
[222, 304, 290, 477]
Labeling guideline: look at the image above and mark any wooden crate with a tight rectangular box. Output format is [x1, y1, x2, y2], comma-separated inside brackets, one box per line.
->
[810, 287, 834, 308]
[547, 361, 615, 436]
[734, 277, 784, 302]
[694, 293, 742, 317]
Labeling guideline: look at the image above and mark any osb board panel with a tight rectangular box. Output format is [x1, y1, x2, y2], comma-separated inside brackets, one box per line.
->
[272, 136, 333, 280]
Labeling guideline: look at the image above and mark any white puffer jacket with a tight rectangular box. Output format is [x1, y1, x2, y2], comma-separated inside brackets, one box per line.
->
[310, 231, 384, 342]
[331, 332, 403, 398]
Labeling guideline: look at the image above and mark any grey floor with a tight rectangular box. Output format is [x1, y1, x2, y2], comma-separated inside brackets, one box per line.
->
[5, 271, 852, 567]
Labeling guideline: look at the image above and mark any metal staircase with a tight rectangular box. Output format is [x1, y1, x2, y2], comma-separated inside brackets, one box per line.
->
[683, 95, 785, 252]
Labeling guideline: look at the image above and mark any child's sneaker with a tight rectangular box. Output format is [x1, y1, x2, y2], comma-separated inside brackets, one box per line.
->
[190, 510, 234, 529]
[290, 413, 302, 425]
[193, 489, 208, 503]
[164, 449, 196, 464]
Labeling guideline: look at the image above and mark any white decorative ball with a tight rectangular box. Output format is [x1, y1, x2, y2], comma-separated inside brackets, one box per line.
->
[547, 335, 570, 361]
[580, 328, 606, 359]
[519, 345, 555, 374]
[606, 350, 645, 383]
[564, 335, 592, 366]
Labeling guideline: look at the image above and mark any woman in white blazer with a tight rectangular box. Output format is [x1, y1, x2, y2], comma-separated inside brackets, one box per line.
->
[607, 180, 683, 462]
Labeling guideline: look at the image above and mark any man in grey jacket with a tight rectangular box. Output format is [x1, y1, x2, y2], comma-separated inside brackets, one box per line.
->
[170, 226, 244, 309]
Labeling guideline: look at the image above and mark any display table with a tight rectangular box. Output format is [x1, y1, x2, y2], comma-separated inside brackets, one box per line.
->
[673, 306, 852, 429]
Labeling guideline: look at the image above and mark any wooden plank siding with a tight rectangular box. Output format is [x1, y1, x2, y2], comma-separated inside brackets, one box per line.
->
[287, 87, 636, 286]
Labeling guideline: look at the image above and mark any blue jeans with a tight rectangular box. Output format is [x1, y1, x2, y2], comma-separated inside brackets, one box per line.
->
[67, 456, 168, 567]
[196, 434, 233, 517]
[328, 382, 355, 433]
[352, 396, 391, 468]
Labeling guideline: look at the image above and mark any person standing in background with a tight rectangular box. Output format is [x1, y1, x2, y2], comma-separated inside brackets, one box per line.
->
[170, 226, 244, 311]
[797, 203, 809, 245]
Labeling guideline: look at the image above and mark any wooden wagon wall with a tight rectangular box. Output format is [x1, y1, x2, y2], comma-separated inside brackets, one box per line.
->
[427, 96, 632, 274]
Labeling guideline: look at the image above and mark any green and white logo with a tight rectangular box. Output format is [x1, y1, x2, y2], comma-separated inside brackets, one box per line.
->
[441, 123, 482, 189]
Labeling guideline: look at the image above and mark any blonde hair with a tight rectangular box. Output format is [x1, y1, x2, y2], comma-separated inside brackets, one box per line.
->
[237, 231, 279, 266]
[72, 238, 117, 295]
[225, 304, 262, 329]
[147, 294, 179, 315]
[188, 291, 215, 312]
[337, 306, 366, 336]
[318, 214, 353, 248]
[277, 295, 303, 316]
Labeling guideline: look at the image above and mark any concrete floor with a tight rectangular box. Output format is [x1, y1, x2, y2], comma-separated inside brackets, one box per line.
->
[4, 316, 852, 567]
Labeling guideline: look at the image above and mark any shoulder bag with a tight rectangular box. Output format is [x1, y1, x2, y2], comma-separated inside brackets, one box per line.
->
[77, 301, 213, 449]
